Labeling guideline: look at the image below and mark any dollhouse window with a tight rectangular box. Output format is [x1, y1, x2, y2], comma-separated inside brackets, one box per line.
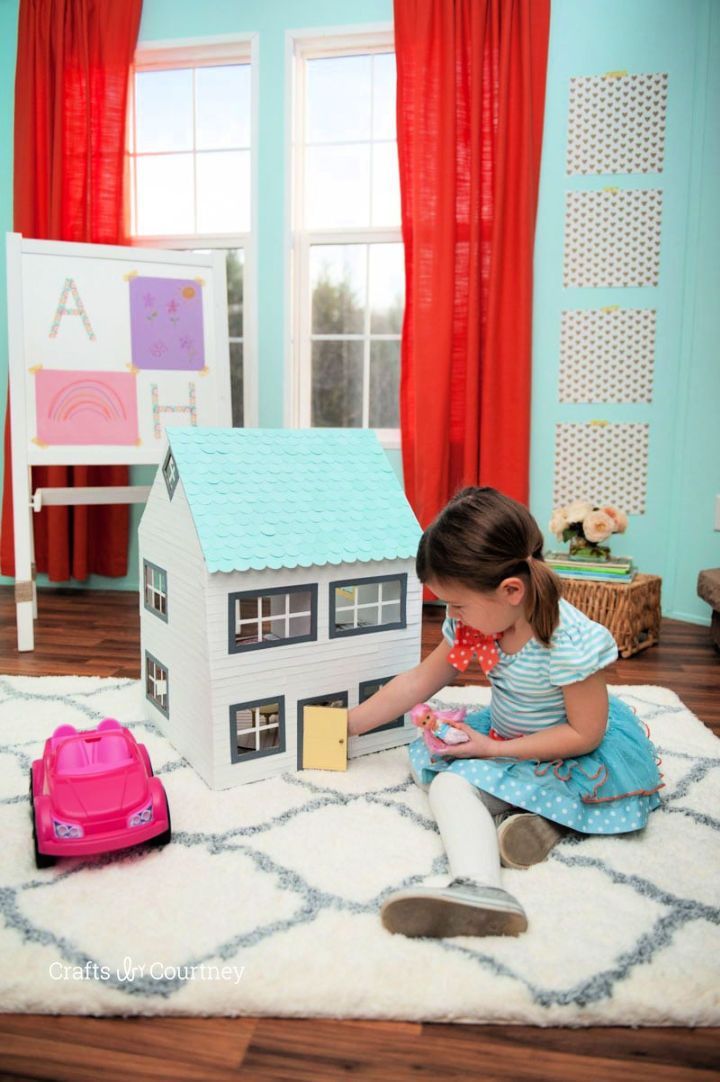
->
[145, 652, 169, 717]
[359, 677, 404, 732]
[229, 697, 286, 762]
[228, 585, 317, 653]
[143, 560, 168, 621]
[162, 450, 179, 500]
[330, 574, 406, 637]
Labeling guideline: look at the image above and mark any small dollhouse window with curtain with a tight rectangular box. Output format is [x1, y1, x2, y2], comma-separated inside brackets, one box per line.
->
[143, 560, 168, 621]
[162, 450, 179, 500]
[229, 697, 286, 762]
[145, 652, 169, 717]
[228, 585, 318, 653]
[330, 574, 406, 637]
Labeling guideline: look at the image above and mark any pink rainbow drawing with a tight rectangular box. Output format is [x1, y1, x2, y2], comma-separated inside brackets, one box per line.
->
[36, 371, 139, 446]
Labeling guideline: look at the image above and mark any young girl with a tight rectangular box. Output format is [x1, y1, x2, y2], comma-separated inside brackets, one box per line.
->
[347, 487, 663, 940]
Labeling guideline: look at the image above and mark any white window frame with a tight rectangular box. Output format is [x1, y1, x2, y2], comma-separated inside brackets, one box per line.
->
[287, 26, 401, 449]
[128, 36, 259, 427]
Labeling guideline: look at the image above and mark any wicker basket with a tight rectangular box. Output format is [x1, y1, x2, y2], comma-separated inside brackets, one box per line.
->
[560, 573, 662, 658]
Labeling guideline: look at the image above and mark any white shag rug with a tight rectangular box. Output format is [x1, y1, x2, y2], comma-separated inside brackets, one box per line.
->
[0, 675, 719, 1025]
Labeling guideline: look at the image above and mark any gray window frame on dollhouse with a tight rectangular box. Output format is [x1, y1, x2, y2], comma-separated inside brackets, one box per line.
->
[143, 559, 168, 622]
[329, 573, 407, 638]
[145, 651, 169, 718]
[358, 676, 405, 732]
[229, 695, 287, 764]
[162, 449, 179, 500]
[227, 584, 318, 654]
[296, 689, 349, 769]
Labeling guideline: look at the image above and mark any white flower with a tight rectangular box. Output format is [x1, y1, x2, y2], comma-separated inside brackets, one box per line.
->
[565, 500, 593, 526]
[548, 507, 569, 539]
[601, 505, 628, 533]
[583, 509, 615, 543]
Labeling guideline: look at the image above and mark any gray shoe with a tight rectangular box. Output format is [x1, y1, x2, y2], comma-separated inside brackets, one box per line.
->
[380, 877, 528, 938]
[498, 813, 566, 869]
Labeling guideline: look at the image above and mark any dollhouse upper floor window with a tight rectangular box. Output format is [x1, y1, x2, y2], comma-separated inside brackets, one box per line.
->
[330, 574, 406, 637]
[228, 585, 318, 653]
[143, 560, 168, 621]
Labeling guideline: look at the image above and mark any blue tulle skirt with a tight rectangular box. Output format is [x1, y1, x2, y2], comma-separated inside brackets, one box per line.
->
[407, 695, 663, 834]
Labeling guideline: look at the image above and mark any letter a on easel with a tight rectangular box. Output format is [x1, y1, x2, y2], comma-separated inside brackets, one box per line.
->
[49, 278, 96, 341]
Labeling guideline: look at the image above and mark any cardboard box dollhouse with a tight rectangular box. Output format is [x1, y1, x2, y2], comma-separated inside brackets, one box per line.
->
[138, 427, 424, 789]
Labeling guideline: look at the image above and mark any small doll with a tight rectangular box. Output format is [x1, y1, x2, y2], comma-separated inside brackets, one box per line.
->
[410, 703, 470, 754]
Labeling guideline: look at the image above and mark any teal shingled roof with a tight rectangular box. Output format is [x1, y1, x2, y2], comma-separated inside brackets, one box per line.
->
[166, 428, 423, 574]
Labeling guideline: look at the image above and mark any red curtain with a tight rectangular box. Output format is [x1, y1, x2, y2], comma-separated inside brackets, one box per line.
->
[394, 0, 550, 528]
[0, 0, 142, 580]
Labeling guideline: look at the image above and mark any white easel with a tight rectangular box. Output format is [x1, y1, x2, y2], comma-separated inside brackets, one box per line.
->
[6, 232, 232, 650]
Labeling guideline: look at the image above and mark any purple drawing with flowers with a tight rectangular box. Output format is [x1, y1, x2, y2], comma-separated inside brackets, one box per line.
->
[129, 276, 205, 370]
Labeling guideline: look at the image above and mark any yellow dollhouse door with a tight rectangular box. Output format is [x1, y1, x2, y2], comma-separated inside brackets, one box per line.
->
[301, 706, 348, 771]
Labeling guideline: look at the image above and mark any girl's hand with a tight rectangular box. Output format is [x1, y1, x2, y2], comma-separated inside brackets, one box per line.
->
[431, 721, 496, 761]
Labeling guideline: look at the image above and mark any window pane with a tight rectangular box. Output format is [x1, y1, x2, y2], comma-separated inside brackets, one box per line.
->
[196, 64, 251, 150]
[311, 245, 366, 334]
[369, 243, 404, 334]
[135, 69, 193, 153]
[230, 341, 244, 427]
[335, 610, 356, 632]
[289, 590, 312, 613]
[312, 340, 363, 427]
[382, 601, 401, 623]
[306, 55, 372, 143]
[288, 614, 311, 637]
[239, 598, 258, 621]
[382, 578, 402, 603]
[357, 583, 380, 605]
[371, 142, 401, 226]
[136, 154, 194, 234]
[196, 150, 250, 233]
[306, 145, 370, 229]
[372, 53, 396, 141]
[227, 249, 244, 337]
[369, 340, 400, 428]
[357, 605, 379, 627]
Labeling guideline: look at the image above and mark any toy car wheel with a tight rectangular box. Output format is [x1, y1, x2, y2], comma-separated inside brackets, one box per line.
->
[148, 793, 171, 848]
[30, 774, 56, 869]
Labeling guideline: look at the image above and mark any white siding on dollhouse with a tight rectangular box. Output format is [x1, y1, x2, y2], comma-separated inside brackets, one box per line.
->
[206, 559, 422, 789]
[138, 469, 214, 786]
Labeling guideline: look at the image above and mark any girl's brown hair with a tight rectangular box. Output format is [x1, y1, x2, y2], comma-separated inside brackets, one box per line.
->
[416, 486, 561, 647]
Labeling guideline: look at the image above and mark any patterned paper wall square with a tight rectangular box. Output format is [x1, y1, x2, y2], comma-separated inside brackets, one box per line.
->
[35, 370, 139, 446]
[567, 73, 668, 175]
[563, 190, 662, 287]
[129, 276, 205, 371]
[553, 423, 649, 515]
[559, 309, 656, 403]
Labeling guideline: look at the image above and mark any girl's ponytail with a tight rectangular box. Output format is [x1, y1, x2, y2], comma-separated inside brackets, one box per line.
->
[525, 554, 561, 647]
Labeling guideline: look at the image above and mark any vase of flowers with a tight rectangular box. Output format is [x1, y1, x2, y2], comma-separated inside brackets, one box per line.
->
[548, 501, 628, 561]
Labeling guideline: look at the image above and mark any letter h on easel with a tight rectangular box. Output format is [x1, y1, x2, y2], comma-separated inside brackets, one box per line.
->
[151, 384, 198, 439]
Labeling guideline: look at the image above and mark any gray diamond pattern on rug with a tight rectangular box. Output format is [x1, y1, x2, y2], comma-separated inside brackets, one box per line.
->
[0, 676, 718, 1024]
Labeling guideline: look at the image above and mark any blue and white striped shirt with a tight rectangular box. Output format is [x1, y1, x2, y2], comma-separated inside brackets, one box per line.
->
[442, 598, 618, 738]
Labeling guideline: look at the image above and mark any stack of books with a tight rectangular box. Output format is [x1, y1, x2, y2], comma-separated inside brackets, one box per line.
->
[544, 552, 636, 584]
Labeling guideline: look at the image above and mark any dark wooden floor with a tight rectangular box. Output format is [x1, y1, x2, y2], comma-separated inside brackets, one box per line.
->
[1, 585, 719, 1081]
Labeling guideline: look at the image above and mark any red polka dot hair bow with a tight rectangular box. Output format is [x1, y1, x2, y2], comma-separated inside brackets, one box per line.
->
[447, 621, 501, 675]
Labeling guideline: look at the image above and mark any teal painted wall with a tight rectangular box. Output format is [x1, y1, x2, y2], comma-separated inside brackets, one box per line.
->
[531, 0, 720, 623]
[0, 0, 717, 621]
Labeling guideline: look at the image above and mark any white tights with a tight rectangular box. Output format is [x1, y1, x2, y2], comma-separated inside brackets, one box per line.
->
[413, 766, 515, 888]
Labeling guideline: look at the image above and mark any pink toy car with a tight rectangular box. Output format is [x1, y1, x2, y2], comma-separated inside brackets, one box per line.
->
[30, 718, 171, 868]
